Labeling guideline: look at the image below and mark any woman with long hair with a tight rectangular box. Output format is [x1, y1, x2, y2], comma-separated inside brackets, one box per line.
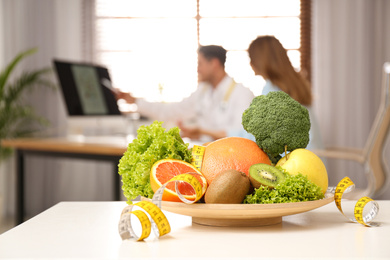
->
[248, 35, 312, 105]
[246, 35, 323, 150]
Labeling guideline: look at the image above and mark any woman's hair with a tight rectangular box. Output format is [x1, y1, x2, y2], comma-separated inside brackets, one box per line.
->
[248, 36, 312, 106]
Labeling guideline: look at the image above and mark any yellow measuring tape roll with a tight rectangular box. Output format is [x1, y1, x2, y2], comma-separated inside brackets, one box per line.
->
[334, 176, 380, 227]
[191, 145, 206, 171]
[169, 173, 204, 204]
[118, 201, 169, 241]
[118, 173, 204, 241]
[131, 210, 151, 241]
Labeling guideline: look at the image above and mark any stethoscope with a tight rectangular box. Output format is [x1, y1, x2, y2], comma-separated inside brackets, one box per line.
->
[197, 79, 237, 115]
[219, 79, 237, 112]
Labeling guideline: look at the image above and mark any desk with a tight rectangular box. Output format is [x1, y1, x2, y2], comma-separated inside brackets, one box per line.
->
[1, 137, 128, 224]
[0, 201, 388, 259]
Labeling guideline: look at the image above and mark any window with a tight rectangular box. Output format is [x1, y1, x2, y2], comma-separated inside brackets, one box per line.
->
[93, 0, 309, 107]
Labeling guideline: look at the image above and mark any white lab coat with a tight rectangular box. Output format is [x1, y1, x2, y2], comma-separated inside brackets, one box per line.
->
[136, 75, 255, 139]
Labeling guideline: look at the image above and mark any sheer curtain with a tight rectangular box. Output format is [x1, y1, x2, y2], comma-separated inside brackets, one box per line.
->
[1, 0, 113, 219]
[312, 0, 390, 199]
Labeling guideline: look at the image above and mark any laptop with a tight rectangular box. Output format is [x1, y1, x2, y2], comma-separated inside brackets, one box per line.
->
[53, 59, 121, 116]
[53, 60, 132, 142]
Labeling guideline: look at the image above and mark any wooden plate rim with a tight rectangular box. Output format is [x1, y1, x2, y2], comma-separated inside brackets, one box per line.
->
[142, 193, 334, 219]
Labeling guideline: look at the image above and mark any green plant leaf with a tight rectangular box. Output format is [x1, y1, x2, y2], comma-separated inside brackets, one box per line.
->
[0, 48, 54, 162]
[0, 48, 38, 99]
[3, 68, 53, 106]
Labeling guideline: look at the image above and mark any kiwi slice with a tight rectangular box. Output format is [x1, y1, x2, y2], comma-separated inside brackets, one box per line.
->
[249, 164, 285, 189]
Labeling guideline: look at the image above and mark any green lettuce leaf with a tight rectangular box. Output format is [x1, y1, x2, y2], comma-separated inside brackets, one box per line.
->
[118, 121, 192, 203]
[244, 171, 324, 204]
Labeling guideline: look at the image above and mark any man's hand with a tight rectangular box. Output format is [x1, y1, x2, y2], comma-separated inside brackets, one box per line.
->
[114, 90, 136, 104]
[178, 122, 202, 140]
[178, 121, 226, 141]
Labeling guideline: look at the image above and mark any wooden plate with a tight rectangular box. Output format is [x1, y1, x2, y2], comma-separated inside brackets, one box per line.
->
[157, 193, 334, 227]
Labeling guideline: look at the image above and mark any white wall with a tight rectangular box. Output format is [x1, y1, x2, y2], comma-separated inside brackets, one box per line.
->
[312, 0, 390, 199]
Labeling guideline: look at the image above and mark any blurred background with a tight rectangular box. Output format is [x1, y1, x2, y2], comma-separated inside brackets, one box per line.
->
[0, 0, 389, 230]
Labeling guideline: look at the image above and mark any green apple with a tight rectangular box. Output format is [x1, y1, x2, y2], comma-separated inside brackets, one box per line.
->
[276, 149, 328, 194]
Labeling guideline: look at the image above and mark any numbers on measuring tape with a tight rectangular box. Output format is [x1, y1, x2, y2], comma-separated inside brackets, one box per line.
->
[334, 176, 355, 214]
[130, 210, 151, 241]
[354, 197, 380, 227]
[118, 201, 170, 241]
[118, 173, 204, 241]
[171, 173, 204, 204]
[334, 177, 380, 227]
[191, 145, 205, 171]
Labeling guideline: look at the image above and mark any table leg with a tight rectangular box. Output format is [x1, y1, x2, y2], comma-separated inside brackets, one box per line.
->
[13, 151, 122, 224]
[16, 150, 24, 224]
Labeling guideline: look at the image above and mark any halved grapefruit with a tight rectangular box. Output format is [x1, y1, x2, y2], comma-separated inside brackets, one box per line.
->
[150, 159, 208, 202]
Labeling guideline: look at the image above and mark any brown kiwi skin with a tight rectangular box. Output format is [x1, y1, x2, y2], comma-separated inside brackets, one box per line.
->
[247, 182, 255, 194]
[249, 174, 264, 189]
[204, 169, 251, 204]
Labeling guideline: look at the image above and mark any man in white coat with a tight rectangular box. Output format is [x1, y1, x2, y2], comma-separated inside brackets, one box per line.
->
[116, 45, 255, 142]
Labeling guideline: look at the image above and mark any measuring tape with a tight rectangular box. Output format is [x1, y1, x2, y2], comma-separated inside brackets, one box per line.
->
[332, 176, 380, 227]
[191, 145, 206, 171]
[118, 200, 168, 241]
[118, 172, 204, 241]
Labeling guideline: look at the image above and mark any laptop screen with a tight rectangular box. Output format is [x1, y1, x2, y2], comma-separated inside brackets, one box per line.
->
[53, 60, 121, 116]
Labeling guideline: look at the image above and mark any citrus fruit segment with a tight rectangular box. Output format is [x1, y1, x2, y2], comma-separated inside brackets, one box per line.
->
[150, 159, 208, 202]
[201, 137, 271, 184]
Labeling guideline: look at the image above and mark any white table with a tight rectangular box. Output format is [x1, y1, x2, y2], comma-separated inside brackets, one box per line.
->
[0, 201, 388, 259]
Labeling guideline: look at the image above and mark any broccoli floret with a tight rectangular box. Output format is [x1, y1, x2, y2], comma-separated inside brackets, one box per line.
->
[242, 91, 311, 163]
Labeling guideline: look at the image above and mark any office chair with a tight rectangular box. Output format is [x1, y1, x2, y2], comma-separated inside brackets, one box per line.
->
[314, 62, 390, 198]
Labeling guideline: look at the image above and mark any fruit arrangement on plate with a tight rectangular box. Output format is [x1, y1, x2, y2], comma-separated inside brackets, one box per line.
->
[118, 92, 332, 225]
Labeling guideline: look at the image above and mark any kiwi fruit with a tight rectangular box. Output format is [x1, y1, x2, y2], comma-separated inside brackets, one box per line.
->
[249, 164, 285, 189]
[205, 169, 250, 204]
